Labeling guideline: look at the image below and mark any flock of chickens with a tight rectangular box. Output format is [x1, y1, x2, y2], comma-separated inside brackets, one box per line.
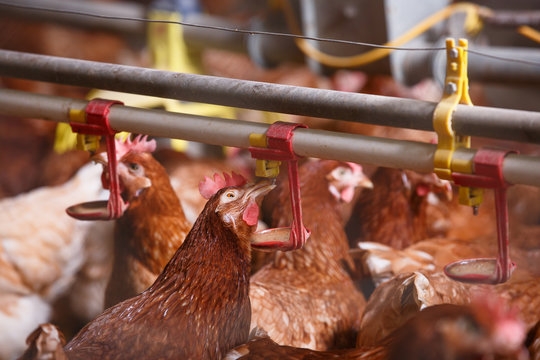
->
[2, 10, 540, 360]
[0, 126, 539, 360]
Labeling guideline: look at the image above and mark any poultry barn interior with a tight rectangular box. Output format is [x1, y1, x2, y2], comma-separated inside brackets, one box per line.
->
[1, 0, 540, 359]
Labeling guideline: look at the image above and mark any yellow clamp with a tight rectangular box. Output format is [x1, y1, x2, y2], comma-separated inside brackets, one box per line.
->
[249, 133, 281, 178]
[433, 38, 482, 207]
[68, 108, 101, 152]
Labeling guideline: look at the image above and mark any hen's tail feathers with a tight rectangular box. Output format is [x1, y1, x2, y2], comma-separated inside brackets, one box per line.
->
[354, 242, 435, 286]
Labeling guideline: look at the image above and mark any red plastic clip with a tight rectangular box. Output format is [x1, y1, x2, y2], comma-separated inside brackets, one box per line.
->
[66, 99, 125, 220]
[445, 148, 517, 284]
[249, 121, 311, 251]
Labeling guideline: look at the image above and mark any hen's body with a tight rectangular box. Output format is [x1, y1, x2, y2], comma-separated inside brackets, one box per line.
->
[250, 160, 369, 350]
[346, 167, 450, 250]
[228, 301, 527, 360]
[0, 162, 107, 359]
[64, 180, 273, 360]
[67, 212, 250, 359]
[104, 151, 191, 307]
[358, 270, 540, 348]
[225, 328, 387, 360]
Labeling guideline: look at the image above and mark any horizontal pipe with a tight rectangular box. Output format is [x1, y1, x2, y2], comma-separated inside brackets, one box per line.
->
[467, 46, 540, 84]
[0, 88, 538, 188]
[4, 0, 540, 87]
[0, 0, 250, 54]
[404, 43, 540, 86]
[480, 9, 540, 28]
[0, 0, 145, 36]
[1, 50, 540, 145]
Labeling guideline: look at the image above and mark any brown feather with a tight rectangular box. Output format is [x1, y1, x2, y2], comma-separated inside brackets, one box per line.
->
[250, 160, 367, 350]
[105, 151, 191, 307]
[64, 181, 271, 360]
[347, 167, 450, 250]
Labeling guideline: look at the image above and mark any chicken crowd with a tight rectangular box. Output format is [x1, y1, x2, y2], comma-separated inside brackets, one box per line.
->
[0, 129, 537, 360]
[2, 6, 540, 360]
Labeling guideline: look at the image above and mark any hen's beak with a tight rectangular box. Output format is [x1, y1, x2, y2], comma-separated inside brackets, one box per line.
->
[91, 152, 108, 166]
[358, 175, 374, 189]
[245, 180, 276, 202]
[441, 180, 454, 202]
[433, 175, 453, 202]
[91, 152, 112, 190]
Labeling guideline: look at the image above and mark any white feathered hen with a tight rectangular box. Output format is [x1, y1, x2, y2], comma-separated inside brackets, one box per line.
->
[0, 162, 112, 360]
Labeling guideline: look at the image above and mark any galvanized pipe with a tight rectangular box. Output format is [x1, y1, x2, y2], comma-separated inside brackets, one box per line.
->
[0, 0, 249, 53]
[3, 1, 540, 86]
[0, 0, 145, 36]
[403, 43, 540, 86]
[0, 88, 538, 187]
[480, 9, 540, 28]
[1, 50, 540, 145]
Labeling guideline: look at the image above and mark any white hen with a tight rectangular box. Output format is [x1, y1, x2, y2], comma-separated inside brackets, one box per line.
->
[0, 162, 112, 360]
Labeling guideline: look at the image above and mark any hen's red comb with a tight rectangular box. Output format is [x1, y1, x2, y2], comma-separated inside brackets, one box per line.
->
[115, 134, 156, 160]
[346, 162, 363, 174]
[471, 291, 518, 321]
[199, 172, 247, 199]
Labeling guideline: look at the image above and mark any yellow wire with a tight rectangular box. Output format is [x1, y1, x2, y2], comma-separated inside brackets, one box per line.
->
[517, 25, 540, 44]
[281, 1, 484, 68]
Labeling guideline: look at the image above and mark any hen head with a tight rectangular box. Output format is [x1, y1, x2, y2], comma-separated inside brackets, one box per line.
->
[21, 323, 66, 360]
[389, 297, 527, 360]
[401, 170, 452, 203]
[200, 172, 275, 241]
[326, 162, 373, 203]
[93, 135, 157, 215]
[432, 296, 526, 359]
[465, 294, 527, 357]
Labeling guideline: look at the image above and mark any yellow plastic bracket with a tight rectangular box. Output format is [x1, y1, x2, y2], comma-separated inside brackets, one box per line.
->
[68, 108, 101, 152]
[249, 133, 281, 178]
[433, 38, 482, 207]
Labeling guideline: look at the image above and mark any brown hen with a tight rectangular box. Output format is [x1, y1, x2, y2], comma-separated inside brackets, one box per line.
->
[18, 324, 67, 360]
[386, 299, 528, 360]
[225, 328, 386, 360]
[227, 299, 527, 360]
[250, 160, 373, 350]
[59, 177, 275, 359]
[92, 137, 192, 308]
[353, 228, 540, 287]
[346, 167, 452, 250]
[357, 270, 540, 348]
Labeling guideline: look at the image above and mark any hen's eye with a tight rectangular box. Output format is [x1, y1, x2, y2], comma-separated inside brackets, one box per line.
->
[226, 192, 235, 198]
[336, 167, 349, 176]
[129, 163, 140, 171]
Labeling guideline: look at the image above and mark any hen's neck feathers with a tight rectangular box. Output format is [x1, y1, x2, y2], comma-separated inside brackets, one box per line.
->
[353, 168, 419, 249]
[271, 162, 352, 273]
[145, 198, 252, 357]
[153, 205, 251, 292]
[115, 157, 191, 274]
